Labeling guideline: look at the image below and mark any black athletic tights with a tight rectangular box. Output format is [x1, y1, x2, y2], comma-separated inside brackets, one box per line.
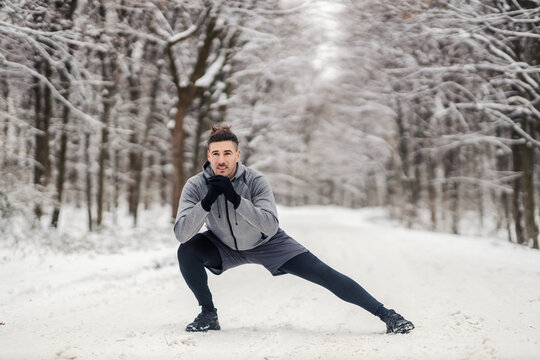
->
[177, 236, 383, 315]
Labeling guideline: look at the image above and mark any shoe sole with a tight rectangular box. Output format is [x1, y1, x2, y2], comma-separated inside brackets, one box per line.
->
[387, 321, 415, 334]
[186, 324, 221, 332]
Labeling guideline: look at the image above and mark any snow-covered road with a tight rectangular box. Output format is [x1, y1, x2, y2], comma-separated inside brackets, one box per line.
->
[2, 206, 540, 359]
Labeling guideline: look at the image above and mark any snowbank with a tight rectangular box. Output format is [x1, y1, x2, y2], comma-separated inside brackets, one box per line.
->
[1, 206, 539, 359]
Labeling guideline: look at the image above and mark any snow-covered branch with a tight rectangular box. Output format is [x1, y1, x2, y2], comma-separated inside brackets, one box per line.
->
[168, 24, 198, 45]
[0, 21, 107, 52]
[0, 54, 100, 129]
[194, 52, 225, 88]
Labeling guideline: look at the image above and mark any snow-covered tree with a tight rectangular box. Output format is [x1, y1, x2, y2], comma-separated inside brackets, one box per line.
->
[337, 0, 539, 247]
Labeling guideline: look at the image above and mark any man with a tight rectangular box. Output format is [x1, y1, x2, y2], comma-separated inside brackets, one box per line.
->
[174, 125, 414, 334]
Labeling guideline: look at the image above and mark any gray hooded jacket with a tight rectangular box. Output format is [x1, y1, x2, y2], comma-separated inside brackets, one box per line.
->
[174, 161, 280, 251]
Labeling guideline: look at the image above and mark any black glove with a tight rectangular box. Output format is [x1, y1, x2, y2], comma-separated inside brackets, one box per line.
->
[201, 183, 222, 212]
[208, 175, 241, 209]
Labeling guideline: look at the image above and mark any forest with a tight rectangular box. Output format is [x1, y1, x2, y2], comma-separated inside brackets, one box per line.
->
[0, 0, 538, 249]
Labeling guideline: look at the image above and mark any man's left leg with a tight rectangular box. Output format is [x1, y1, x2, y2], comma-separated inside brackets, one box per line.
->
[278, 251, 414, 334]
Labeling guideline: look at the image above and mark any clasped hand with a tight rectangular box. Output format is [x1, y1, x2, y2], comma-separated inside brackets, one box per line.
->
[201, 175, 241, 211]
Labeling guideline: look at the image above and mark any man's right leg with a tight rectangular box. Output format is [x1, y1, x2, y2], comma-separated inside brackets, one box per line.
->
[177, 233, 223, 331]
[177, 232, 222, 309]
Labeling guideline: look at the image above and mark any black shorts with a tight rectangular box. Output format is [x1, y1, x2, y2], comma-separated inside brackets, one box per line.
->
[203, 228, 308, 276]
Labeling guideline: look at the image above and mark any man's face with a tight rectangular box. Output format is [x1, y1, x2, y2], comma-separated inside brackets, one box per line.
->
[207, 140, 240, 178]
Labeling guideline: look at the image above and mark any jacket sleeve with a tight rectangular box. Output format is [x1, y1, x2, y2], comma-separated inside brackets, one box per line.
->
[235, 174, 279, 238]
[173, 177, 209, 243]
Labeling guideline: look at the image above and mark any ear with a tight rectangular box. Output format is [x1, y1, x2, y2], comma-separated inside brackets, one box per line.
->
[207, 149, 211, 160]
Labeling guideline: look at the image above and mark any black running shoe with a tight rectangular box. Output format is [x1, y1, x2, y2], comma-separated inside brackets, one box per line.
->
[382, 309, 415, 334]
[186, 308, 220, 332]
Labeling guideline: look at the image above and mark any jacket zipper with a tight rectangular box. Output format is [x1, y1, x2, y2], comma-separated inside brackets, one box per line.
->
[224, 200, 239, 251]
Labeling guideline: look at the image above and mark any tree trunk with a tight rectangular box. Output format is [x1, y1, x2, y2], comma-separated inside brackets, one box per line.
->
[503, 191, 513, 243]
[33, 60, 52, 219]
[141, 55, 163, 211]
[171, 99, 188, 219]
[32, 72, 41, 215]
[427, 156, 437, 231]
[128, 132, 143, 226]
[168, 14, 220, 220]
[1, 74, 9, 168]
[394, 97, 411, 225]
[191, 92, 211, 177]
[127, 42, 142, 225]
[410, 146, 422, 227]
[189, 36, 235, 176]
[96, 51, 116, 227]
[51, 52, 73, 228]
[97, 115, 109, 227]
[112, 115, 120, 225]
[533, 119, 539, 249]
[129, 47, 163, 225]
[511, 130, 525, 244]
[144, 153, 154, 210]
[51, 91, 69, 228]
[522, 118, 538, 248]
[49, 0, 77, 228]
[477, 147, 486, 228]
[444, 149, 460, 234]
[84, 132, 93, 231]
[43, 62, 52, 184]
[495, 127, 513, 242]
[160, 150, 168, 207]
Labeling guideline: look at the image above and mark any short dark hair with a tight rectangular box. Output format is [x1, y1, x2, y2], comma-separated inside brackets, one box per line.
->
[207, 125, 239, 149]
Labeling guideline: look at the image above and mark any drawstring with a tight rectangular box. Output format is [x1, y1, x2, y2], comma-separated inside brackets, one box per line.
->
[217, 197, 221, 218]
[231, 177, 238, 225]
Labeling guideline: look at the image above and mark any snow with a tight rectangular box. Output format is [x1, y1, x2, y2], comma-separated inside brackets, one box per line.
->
[194, 53, 226, 88]
[168, 25, 198, 45]
[2, 206, 540, 359]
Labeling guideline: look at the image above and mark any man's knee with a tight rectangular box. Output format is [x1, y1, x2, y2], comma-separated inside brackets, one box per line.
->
[177, 233, 208, 261]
